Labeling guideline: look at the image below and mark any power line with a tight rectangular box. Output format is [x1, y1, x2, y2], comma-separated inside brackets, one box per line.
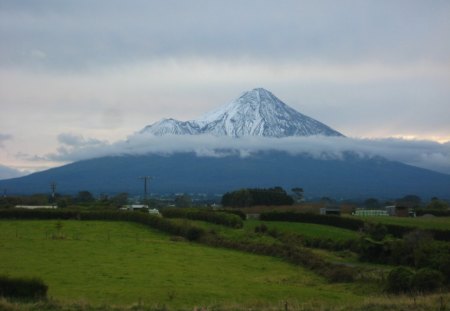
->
[50, 182, 56, 208]
[138, 176, 152, 203]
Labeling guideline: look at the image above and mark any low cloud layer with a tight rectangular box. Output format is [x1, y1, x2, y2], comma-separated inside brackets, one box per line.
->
[41, 133, 450, 175]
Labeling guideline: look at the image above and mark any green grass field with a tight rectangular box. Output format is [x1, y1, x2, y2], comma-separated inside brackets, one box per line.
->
[0, 220, 367, 309]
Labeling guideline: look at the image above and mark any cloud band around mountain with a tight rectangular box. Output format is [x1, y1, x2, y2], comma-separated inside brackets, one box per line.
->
[43, 133, 450, 175]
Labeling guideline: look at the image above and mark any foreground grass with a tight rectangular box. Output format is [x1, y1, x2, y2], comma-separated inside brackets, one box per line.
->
[0, 220, 366, 309]
[1, 293, 449, 310]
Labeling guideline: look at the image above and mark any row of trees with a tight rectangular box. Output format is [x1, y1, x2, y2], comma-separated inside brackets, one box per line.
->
[0, 191, 129, 208]
[221, 187, 295, 207]
[363, 195, 449, 209]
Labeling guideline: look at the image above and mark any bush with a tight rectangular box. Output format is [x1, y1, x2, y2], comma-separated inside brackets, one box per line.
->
[217, 209, 246, 220]
[386, 267, 413, 294]
[363, 223, 388, 241]
[0, 275, 48, 300]
[324, 266, 356, 283]
[412, 268, 444, 293]
[254, 224, 268, 233]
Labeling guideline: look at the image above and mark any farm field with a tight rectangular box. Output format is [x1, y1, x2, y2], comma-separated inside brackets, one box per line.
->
[0, 220, 366, 309]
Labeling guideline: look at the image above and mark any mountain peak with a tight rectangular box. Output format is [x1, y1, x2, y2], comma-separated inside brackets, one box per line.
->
[141, 88, 344, 138]
[237, 87, 277, 105]
[248, 87, 271, 95]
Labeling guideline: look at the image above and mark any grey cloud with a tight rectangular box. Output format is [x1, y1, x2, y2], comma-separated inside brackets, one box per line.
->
[0, 133, 12, 148]
[45, 134, 450, 175]
[57, 133, 106, 147]
[1, 1, 449, 70]
[15, 152, 48, 162]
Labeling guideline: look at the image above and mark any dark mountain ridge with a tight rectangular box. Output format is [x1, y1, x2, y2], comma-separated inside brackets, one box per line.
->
[1, 151, 449, 200]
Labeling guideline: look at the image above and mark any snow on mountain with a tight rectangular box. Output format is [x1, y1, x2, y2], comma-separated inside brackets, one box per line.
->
[141, 88, 344, 137]
[140, 118, 200, 136]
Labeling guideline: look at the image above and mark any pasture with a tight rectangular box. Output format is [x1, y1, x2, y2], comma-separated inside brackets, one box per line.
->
[0, 220, 364, 309]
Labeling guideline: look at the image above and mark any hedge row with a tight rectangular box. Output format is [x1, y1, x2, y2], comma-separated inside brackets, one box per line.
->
[416, 209, 450, 217]
[160, 208, 243, 228]
[259, 211, 450, 242]
[260, 212, 365, 230]
[0, 208, 206, 241]
[200, 234, 356, 283]
[0, 275, 47, 300]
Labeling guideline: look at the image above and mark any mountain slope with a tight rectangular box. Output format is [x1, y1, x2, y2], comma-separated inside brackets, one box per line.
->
[141, 88, 343, 137]
[1, 152, 449, 199]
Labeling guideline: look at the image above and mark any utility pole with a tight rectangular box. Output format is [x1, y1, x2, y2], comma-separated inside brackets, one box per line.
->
[138, 176, 152, 205]
[50, 182, 56, 208]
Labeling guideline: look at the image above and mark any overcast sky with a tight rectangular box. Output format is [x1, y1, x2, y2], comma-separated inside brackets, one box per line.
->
[0, 0, 449, 176]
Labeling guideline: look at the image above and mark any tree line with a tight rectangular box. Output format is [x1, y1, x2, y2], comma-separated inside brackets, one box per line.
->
[221, 187, 295, 207]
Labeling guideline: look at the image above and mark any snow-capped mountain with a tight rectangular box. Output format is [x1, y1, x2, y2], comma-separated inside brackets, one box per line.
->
[141, 88, 344, 137]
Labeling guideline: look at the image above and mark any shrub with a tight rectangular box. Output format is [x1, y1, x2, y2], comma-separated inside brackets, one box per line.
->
[363, 223, 388, 241]
[0, 275, 48, 300]
[412, 268, 444, 293]
[386, 267, 413, 294]
[217, 209, 246, 220]
[324, 266, 356, 283]
[254, 224, 268, 233]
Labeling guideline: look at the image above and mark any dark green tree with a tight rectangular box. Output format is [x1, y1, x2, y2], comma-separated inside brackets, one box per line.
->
[111, 192, 129, 207]
[222, 187, 293, 207]
[364, 198, 379, 209]
[175, 194, 192, 208]
[397, 194, 422, 208]
[386, 267, 413, 294]
[75, 191, 95, 203]
[412, 268, 444, 293]
[427, 197, 449, 209]
[291, 187, 304, 202]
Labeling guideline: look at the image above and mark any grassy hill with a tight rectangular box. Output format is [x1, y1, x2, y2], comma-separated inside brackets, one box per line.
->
[0, 220, 364, 309]
[0, 212, 448, 310]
